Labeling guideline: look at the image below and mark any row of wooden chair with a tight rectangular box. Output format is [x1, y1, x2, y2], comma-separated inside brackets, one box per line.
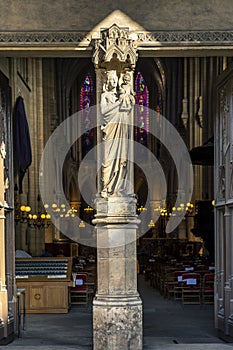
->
[144, 258, 214, 304]
[165, 271, 214, 304]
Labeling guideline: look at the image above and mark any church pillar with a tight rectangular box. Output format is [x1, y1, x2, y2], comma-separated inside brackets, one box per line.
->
[28, 58, 45, 256]
[92, 26, 142, 350]
[93, 199, 142, 349]
[224, 206, 231, 335]
[0, 143, 8, 339]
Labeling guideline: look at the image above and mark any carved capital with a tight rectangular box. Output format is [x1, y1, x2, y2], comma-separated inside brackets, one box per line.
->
[92, 24, 138, 71]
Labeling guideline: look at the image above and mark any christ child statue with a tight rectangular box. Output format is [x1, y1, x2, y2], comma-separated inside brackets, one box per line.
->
[119, 73, 136, 110]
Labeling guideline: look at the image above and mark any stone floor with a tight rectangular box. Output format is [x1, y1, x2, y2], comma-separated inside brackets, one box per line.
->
[1, 275, 233, 350]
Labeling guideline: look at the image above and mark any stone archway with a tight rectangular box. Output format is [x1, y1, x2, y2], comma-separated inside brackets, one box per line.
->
[1, 4, 233, 344]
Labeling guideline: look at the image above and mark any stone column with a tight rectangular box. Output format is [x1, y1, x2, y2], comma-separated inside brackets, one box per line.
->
[93, 198, 142, 350]
[224, 206, 231, 335]
[0, 143, 8, 338]
[19, 192, 28, 251]
[92, 25, 143, 350]
[177, 219, 187, 240]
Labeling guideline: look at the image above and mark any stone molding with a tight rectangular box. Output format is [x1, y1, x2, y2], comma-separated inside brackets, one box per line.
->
[136, 30, 233, 44]
[1, 30, 233, 46]
[0, 31, 91, 45]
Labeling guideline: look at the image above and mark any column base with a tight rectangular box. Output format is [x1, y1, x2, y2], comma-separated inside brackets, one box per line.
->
[93, 295, 143, 350]
[0, 317, 14, 345]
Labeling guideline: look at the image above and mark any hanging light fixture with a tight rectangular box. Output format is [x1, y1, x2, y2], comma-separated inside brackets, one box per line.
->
[14, 189, 51, 228]
[148, 220, 155, 228]
[16, 204, 31, 223]
[137, 205, 147, 213]
[84, 205, 94, 213]
[79, 220, 86, 228]
[51, 203, 78, 218]
[28, 195, 51, 228]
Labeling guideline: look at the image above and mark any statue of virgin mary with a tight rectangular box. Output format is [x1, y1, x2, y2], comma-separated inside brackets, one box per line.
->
[100, 70, 135, 198]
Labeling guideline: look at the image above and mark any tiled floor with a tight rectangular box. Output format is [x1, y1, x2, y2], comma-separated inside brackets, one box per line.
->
[2, 275, 233, 349]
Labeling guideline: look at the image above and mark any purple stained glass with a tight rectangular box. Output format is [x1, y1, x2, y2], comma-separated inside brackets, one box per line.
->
[155, 85, 162, 115]
[135, 72, 149, 146]
[80, 74, 94, 155]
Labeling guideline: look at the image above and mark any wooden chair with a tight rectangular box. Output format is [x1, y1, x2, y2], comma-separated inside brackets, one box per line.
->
[202, 273, 214, 304]
[164, 272, 176, 299]
[70, 273, 89, 306]
[181, 272, 201, 305]
[161, 266, 176, 296]
[173, 271, 186, 301]
[165, 270, 182, 299]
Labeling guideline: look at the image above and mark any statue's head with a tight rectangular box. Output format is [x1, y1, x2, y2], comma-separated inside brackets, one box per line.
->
[104, 70, 118, 91]
[123, 73, 131, 83]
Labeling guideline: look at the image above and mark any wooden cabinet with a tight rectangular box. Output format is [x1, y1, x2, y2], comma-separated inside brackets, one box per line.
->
[16, 257, 72, 313]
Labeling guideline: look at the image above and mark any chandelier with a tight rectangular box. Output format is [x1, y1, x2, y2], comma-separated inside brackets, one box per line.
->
[137, 205, 147, 213]
[84, 205, 94, 213]
[49, 203, 78, 218]
[14, 190, 51, 228]
[148, 220, 155, 228]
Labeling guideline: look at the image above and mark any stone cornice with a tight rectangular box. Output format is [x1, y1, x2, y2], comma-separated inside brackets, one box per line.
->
[138, 31, 233, 45]
[0, 31, 91, 45]
[0, 30, 233, 57]
[0, 30, 233, 46]
[136, 30, 233, 44]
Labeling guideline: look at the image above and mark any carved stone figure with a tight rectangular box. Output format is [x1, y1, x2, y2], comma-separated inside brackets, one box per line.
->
[100, 70, 134, 198]
[119, 73, 136, 111]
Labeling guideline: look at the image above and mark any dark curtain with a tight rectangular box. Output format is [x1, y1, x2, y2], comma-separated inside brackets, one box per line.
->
[14, 96, 32, 193]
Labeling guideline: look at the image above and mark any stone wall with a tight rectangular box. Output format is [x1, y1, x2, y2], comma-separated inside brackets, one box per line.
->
[0, 0, 233, 31]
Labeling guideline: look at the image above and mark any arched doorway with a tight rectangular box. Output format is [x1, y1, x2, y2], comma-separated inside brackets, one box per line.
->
[7, 55, 226, 342]
[0, 12, 232, 343]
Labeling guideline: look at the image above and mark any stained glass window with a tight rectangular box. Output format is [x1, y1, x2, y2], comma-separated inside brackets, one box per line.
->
[80, 74, 94, 156]
[155, 84, 162, 115]
[135, 72, 149, 146]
